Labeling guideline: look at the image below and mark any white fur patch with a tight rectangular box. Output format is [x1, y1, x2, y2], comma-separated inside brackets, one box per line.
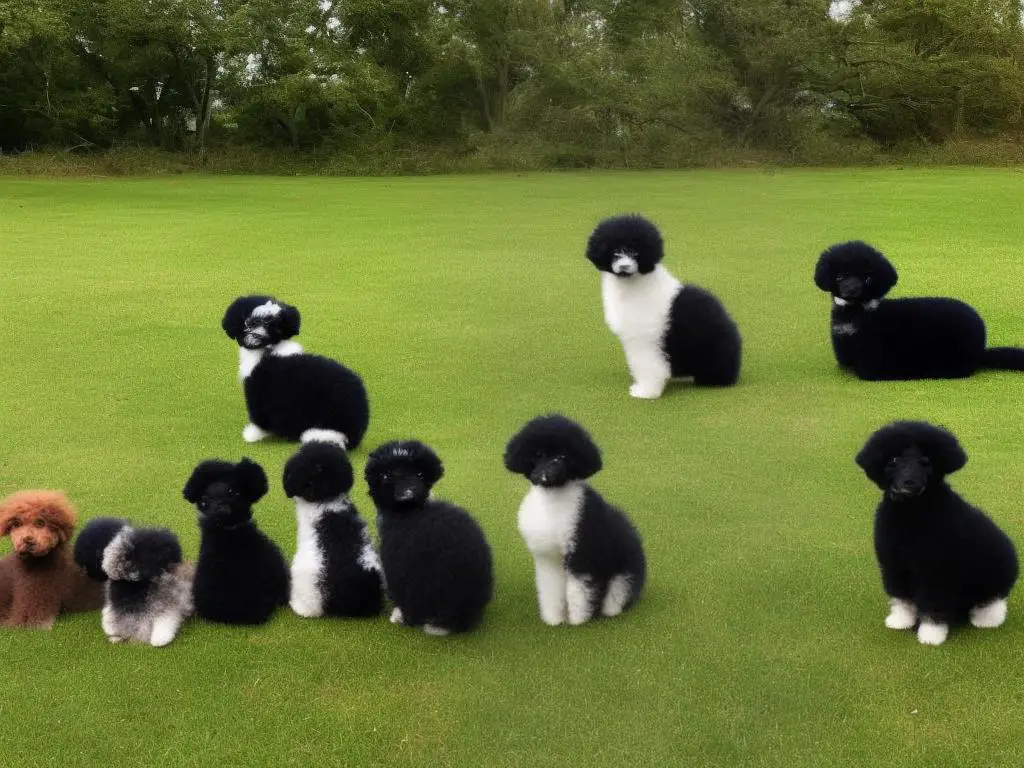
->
[611, 251, 639, 275]
[149, 613, 183, 647]
[970, 599, 1008, 629]
[238, 347, 265, 380]
[601, 575, 632, 617]
[300, 429, 348, 449]
[251, 301, 282, 318]
[390, 606, 404, 625]
[518, 483, 584, 626]
[271, 340, 304, 357]
[242, 423, 269, 443]
[101, 528, 137, 581]
[290, 498, 327, 618]
[884, 598, 917, 630]
[833, 297, 849, 307]
[423, 624, 450, 636]
[832, 322, 858, 336]
[864, 299, 880, 310]
[358, 538, 382, 573]
[566, 575, 595, 625]
[601, 265, 680, 399]
[917, 620, 949, 646]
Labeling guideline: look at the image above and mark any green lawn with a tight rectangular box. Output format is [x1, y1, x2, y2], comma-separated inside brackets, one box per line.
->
[2, 169, 1024, 768]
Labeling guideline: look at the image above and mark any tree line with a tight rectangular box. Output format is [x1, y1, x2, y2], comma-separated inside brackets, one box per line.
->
[1, 0, 1022, 165]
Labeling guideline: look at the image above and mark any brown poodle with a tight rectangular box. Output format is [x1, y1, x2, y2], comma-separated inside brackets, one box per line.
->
[0, 490, 104, 628]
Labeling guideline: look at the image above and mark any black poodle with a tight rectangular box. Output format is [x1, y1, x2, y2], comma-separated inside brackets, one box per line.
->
[857, 421, 1018, 646]
[586, 214, 742, 398]
[365, 440, 493, 635]
[184, 457, 290, 625]
[504, 414, 645, 626]
[283, 440, 383, 618]
[222, 295, 370, 448]
[815, 241, 1024, 380]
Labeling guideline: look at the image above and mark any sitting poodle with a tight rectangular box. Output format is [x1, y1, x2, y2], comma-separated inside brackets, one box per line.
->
[815, 241, 1024, 380]
[184, 458, 290, 625]
[586, 214, 742, 398]
[283, 440, 383, 618]
[100, 526, 193, 647]
[365, 440, 493, 635]
[0, 490, 105, 629]
[856, 421, 1018, 646]
[504, 415, 646, 626]
[222, 295, 370, 448]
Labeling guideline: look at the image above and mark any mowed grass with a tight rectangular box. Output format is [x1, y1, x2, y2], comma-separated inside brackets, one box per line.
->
[1, 168, 1024, 768]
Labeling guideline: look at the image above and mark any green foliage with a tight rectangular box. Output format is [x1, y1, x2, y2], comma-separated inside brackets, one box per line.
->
[1, 0, 1023, 163]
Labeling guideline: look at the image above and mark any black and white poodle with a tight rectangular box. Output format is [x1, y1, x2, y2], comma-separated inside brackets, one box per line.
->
[75, 519, 193, 646]
[504, 415, 645, 626]
[815, 241, 1024, 380]
[283, 440, 384, 618]
[365, 441, 493, 635]
[99, 526, 193, 647]
[586, 214, 742, 398]
[184, 457, 290, 625]
[857, 421, 1018, 646]
[222, 295, 370, 448]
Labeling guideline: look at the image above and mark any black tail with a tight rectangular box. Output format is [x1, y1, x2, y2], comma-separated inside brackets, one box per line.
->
[983, 347, 1024, 371]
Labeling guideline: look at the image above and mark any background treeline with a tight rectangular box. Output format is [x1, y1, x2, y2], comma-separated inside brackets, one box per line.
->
[2, 0, 1024, 172]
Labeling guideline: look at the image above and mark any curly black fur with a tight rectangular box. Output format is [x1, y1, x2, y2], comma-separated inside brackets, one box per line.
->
[365, 441, 493, 633]
[184, 458, 289, 625]
[816, 241, 1024, 379]
[74, 517, 130, 581]
[857, 421, 1018, 631]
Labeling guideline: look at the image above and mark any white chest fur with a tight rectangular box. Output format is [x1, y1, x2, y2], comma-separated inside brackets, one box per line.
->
[601, 265, 681, 340]
[517, 482, 585, 558]
[237, 341, 305, 381]
[290, 497, 329, 617]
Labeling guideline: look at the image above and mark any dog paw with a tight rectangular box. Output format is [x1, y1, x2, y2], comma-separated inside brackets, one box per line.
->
[150, 630, 176, 648]
[629, 384, 663, 399]
[389, 607, 404, 625]
[107, 635, 126, 644]
[540, 612, 565, 626]
[884, 601, 918, 630]
[917, 621, 949, 646]
[242, 423, 268, 443]
[423, 624, 450, 636]
[970, 599, 1007, 629]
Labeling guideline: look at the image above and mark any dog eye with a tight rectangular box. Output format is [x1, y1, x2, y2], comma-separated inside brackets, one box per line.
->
[8, 518, 20, 528]
[416, 471, 425, 479]
[34, 519, 46, 528]
[381, 472, 391, 482]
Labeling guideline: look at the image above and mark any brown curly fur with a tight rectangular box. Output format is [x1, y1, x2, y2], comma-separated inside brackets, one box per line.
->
[0, 490, 104, 629]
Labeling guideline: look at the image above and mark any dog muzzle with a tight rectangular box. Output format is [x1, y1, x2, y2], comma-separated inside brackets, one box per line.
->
[611, 250, 639, 276]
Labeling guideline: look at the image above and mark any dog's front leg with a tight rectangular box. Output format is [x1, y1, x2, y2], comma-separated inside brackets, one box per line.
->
[101, 605, 124, 642]
[533, 557, 567, 626]
[149, 612, 184, 647]
[620, 338, 670, 399]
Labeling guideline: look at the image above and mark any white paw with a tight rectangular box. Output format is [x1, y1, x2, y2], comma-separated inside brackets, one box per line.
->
[629, 383, 663, 399]
[540, 610, 565, 626]
[107, 635, 126, 644]
[242, 423, 268, 443]
[423, 624, 450, 636]
[567, 610, 592, 626]
[917, 621, 949, 646]
[150, 629, 176, 648]
[389, 607, 404, 625]
[970, 599, 1008, 629]
[290, 599, 321, 618]
[884, 599, 917, 630]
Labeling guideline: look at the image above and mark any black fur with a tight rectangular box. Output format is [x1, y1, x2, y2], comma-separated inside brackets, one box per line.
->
[223, 295, 370, 448]
[366, 441, 493, 633]
[586, 214, 742, 387]
[105, 528, 183, 612]
[505, 415, 646, 619]
[184, 458, 289, 625]
[73, 517, 130, 581]
[857, 421, 1018, 627]
[816, 241, 1024, 380]
[283, 442, 383, 618]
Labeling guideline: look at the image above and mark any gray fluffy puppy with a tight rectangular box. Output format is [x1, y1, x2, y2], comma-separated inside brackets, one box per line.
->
[100, 526, 194, 647]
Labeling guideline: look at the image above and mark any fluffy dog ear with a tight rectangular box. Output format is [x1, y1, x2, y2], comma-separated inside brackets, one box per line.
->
[222, 297, 251, 340]
[183, 460, 224, 503]
[871, 254, 898, 296]
[926, 428, 967, 476]
[236, 458, 269, 502]
[813, 250, 836, 292]
[279, 304, 301, 339]
[854, 440, 888, 486]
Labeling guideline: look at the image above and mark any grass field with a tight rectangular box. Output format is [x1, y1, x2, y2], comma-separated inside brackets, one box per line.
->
[2, 168, 1024, 768]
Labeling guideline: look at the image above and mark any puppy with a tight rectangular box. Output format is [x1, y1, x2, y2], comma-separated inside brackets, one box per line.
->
[222, 295, 370, 448]
[184, 458, 290, 625]
[99, 526, 193, 647]
[857, 421, 1018, 646]
[586, 214, 742, 398]
[283, 440, 383, 618]
[815, 241, 1024, 379]
[0, 491, 104, 628]
[504, 414, 646, 626]
[365, 441, 493, 635]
